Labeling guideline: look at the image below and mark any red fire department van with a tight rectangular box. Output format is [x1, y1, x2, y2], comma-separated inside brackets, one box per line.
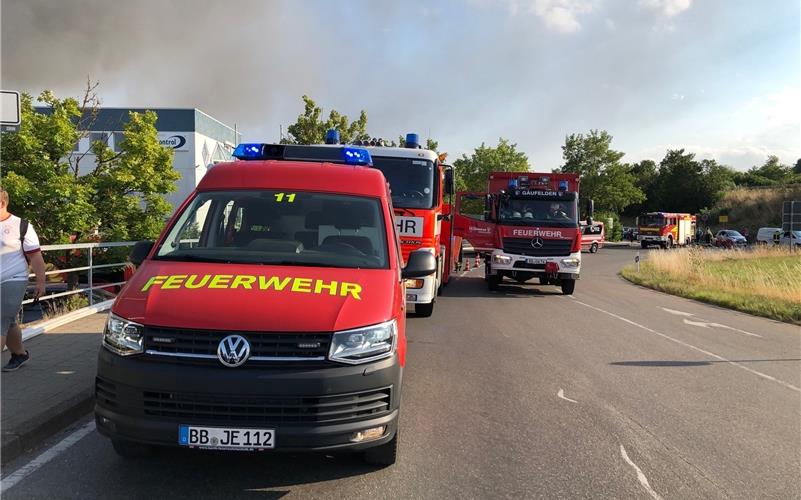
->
[234, 131, 459, 317]
[580, 221, 604, 253]
[454, 172, 585, 294]
[95, 145, 435, 466]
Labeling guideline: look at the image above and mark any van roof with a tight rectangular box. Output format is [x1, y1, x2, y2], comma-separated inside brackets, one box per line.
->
[198, 160, 388, 198]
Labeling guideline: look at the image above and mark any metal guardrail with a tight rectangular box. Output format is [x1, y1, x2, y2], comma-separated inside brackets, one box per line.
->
[23, 241, 137, 307]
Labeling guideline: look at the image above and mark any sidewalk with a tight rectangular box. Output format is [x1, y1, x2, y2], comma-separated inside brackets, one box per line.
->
[1, 313, 106, 465]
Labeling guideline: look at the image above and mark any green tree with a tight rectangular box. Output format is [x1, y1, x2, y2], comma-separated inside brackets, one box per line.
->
[652, 149, 706, 213]
[559, 130, 644, 214]
[283, 95, 369, 144]
[794, 158, 801, 175]
[453, 138, 529, 192]
[623, 159, 658, 216]
[0, 88, 178, 243]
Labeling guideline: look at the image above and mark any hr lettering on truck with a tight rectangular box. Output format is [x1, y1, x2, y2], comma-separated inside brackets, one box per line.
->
[140, 274, 363, 300]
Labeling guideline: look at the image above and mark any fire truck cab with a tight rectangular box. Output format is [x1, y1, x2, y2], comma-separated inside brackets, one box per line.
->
[454, 172, 584, 295]
[637, 212, 695, 249]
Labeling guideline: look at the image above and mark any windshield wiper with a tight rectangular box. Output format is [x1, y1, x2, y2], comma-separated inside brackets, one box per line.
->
[155, 254, 237, 263]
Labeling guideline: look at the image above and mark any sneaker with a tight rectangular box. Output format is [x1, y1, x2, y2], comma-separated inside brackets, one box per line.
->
[2, 350, 30, 372]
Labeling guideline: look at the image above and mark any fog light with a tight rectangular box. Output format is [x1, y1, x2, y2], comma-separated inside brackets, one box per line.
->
[404, 279, 424, 289]
[350, 426, 386, 443]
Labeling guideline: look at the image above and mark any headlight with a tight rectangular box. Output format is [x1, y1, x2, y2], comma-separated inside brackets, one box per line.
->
[103, 313, 144, 356]
[329, 320, 397, 365]
[492, 254, 512, 264]
[561, 258, 580, 267]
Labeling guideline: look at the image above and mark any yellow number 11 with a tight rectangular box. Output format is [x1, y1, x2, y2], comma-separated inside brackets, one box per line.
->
[274, 193, 296, 203]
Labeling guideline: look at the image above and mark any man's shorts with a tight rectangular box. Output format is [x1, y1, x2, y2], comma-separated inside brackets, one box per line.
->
[1, 280, 27, 336]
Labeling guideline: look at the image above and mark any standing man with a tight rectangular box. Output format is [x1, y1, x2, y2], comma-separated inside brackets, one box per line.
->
[1, 188, 46, 371]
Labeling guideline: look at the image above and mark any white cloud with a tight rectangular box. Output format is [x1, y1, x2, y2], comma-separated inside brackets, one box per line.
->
[639, 0, 692, 17]
[671, 93, 685, 100]
[484, 0, 595, 33]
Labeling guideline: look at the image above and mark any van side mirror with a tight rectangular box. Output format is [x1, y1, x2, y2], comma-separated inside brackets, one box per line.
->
[444, 166, 455, 196]
[402, 250, 437, 279]
[130, 240, 155, 266]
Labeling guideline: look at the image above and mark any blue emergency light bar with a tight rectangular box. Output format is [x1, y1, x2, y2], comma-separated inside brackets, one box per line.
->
[232, 143, 373, 166]
[558, 180, 568, 191]
[325, 129, 340, 144]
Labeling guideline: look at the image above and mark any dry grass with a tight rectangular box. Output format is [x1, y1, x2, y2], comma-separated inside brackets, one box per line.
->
[622, 246, 801, 324]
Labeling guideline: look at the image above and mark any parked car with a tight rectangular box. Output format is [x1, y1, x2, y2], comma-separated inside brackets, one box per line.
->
[779, 230, 801, 248]
[713, 230, 748, 248]
[756, 227, 782, 245]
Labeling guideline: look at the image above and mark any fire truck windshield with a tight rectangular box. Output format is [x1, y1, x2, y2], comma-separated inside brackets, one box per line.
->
[640, 213, 665, 226]
[499, 197, 578, 227]
[371, 157, 435, 209]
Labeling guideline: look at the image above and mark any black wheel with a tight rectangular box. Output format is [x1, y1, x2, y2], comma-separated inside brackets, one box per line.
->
[111, 439, 154, 458]
[640, 241, 648, 249]
[561, 280, 576, 295]
[415, 301, 434, 317]
[364, 432, 398, 467]
[667, 236, 673, 249]
[590, 242, 598, 253]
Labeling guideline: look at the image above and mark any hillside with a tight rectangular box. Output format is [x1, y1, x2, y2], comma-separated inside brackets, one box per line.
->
[704, 184, 801, 235]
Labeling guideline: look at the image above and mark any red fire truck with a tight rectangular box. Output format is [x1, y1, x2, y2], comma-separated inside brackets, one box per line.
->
[637, 212, 695, 249]
[231, 132, 460, 317]
[454, 172, 585, 294]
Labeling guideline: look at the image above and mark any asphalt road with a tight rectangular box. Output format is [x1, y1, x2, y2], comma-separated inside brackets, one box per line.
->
[3, 246, 800, 499]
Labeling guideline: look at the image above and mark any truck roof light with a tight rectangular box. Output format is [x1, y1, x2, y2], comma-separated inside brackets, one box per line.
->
[343, 147, 372, 166]
[405, 133, 420, 149]
[508, 179, 518, 189]
[232, 143, 264, 160]
[559, 180, 568, 191]
[325, 129, 340, 144]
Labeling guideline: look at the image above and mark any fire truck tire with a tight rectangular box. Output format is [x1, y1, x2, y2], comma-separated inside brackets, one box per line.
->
[667, 236, 674, 249]
[590, 242, 598, 253]
[364, 431, 398, 466]
[112, 439, 155, 458]
[416, 301, 434, 317]
[488, 274, 501, 291]
[641, 241, 648, 249]
[561, 280, 576, 295]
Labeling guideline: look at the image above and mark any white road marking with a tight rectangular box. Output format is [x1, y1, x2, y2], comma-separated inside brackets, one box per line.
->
[557, 388, 578, 403]
[620, 444, 664, 500]
[1, 421, 96, 493]
[661, 307, 762, 338]
[572, 299, 801, 393]
[661, 307, 695, 317]
[682, 318, 761, 338]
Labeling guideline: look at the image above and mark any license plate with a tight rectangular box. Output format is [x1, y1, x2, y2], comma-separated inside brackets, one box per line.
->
[179, 425, 275, 450]
[527, 258, 547, 265]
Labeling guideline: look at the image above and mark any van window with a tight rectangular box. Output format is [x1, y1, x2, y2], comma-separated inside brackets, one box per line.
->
[156, 190, 389, 269]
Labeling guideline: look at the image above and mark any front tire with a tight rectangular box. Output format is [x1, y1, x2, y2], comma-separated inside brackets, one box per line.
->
[590, 242, 598, 253]
[640, 241, 648, 249]
[364, 432, 398, 467]
[561, 280, 576, 295]
[415, 301, 434, 317]
[488, 273, 501, 291]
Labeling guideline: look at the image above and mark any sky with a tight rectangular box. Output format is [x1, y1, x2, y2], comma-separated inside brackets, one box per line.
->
[1, 0, 799, 171]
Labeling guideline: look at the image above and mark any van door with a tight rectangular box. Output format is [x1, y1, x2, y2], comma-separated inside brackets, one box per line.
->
[453, 192, 496, 252]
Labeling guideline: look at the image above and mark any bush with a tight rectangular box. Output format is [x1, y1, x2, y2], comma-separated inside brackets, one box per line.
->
[596, 211, 623, 241]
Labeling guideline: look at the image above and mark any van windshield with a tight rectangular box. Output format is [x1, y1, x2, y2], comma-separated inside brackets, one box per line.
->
[155, 190, 389, 269]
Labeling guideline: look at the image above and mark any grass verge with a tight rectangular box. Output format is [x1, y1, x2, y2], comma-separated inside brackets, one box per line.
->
[620, 246, 801, 324]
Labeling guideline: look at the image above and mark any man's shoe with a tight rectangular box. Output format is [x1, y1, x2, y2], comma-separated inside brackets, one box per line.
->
[2, 351, 30, 372]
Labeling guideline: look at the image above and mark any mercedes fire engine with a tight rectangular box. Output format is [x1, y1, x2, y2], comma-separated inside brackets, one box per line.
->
[454, 172, 585, 294]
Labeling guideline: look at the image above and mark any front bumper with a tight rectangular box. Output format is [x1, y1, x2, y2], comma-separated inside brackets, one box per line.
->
[487, 250, 581, 278]
[638, 235, 666, 242]
[404, 274, 436, 305]
[95, 348, 401, 452]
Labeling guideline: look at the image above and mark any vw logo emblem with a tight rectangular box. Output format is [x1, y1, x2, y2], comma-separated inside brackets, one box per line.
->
[217, 335, 251, 368]
[531, 237, 544, 248]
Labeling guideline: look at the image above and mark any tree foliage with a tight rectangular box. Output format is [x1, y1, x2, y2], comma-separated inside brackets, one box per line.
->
[282, 95, 369, 145]
[732, 155, 800, 187]
[453, 138, 529, 193]
[0, 87, 178, 243]
[559, 130, 644, 214]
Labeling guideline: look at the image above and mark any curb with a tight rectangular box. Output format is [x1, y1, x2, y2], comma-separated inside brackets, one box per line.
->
[1, 388, 95, 466]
